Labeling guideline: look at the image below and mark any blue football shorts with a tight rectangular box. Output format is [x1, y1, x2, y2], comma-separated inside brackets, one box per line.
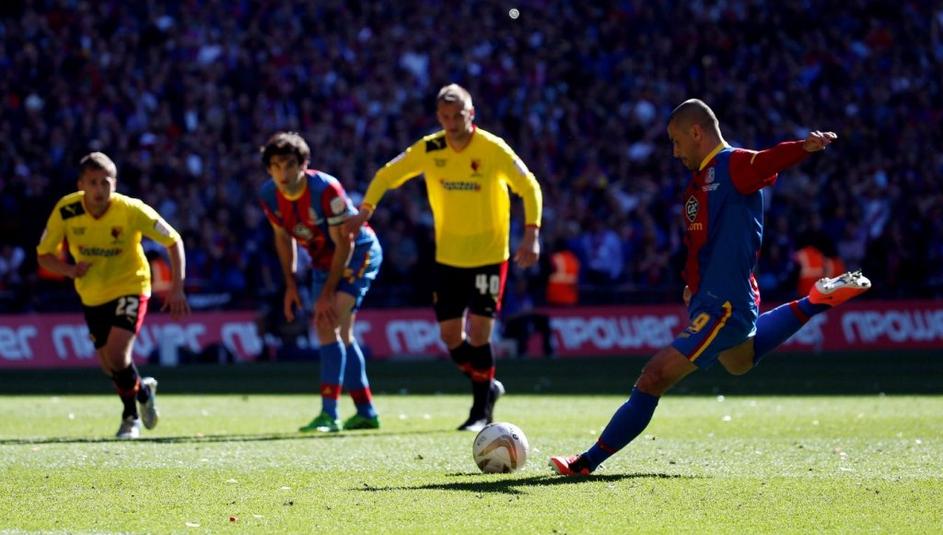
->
[311, 239, 382, 311]
[670, 298, 757, 369]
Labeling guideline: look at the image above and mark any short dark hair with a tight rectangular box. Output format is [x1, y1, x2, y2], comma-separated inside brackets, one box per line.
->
[78, 152, 117, 179]
[260, 131, 311, 167]
[668, 99, 719, 130]
[436, 83, 473, 110]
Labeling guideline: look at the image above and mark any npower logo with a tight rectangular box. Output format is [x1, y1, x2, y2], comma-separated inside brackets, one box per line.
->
[0, 317, 263, 364]
[385, 319, 447, 354]
[551, 314, 681, 351]
[0, 325, 38, 360]
[842, 309, 943, 343]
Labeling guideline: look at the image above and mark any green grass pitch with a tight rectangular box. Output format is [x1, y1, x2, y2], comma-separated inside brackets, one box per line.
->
[0, 356, 941, 533]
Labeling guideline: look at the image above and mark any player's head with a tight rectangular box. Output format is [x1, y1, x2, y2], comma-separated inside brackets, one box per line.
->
[77, 152, 117, 210]
[261, 132, 310, 193]
[436, 83, 475, 141]
[667, 99, 723, 171]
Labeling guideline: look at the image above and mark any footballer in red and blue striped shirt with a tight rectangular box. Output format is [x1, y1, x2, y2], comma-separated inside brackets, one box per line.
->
[549, 99, 870, 477]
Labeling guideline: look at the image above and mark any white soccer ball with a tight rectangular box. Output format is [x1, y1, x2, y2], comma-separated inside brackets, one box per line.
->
[472, 422, 529, 473]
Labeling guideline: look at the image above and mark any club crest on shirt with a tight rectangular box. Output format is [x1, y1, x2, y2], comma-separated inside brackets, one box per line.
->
[110, 226, 123, 243]
[685, 196, 699, 222]
[434, 158, 447, 167]
[702, 167, 719, 192]
[470, 159, 482, 176]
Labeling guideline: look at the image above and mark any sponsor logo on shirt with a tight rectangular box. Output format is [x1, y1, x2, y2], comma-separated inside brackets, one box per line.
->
[685, 196, 699, 222]
[439, 179, 481, 192]
[78, 246, 122, 257]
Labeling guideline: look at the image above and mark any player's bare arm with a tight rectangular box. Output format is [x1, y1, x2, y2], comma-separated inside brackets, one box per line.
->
[37, 253, 91, 279]
[514, 225, 540, 268]
[802, 130, 837, 152]
[160, 240, 190, 320]
[272, 224, 302, 322]
[315, 223, 354, 329]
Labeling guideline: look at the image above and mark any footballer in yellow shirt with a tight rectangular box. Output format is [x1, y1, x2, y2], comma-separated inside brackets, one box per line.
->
[36, 152, 189, 439]
[345, 84, 542, 431]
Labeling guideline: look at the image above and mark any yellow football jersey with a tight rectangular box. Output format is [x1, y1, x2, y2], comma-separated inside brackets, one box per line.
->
[36, 191, 181, 306]
[363, 127, 542, 267]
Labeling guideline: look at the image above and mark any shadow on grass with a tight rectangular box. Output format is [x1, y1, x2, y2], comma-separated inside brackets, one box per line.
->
[0, 428, 452, 446]
[358, 472, 700, 495]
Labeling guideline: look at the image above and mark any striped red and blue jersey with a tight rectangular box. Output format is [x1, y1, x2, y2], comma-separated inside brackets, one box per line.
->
[259, 170, 376, 270]
[682, 141, 809, 311]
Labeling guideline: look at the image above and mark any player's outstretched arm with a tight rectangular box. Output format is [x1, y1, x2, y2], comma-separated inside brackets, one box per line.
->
[161, 240, 190, 320]
[730, 131, 837, 194]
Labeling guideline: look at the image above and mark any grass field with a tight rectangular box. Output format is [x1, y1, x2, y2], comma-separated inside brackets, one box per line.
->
[1, 355, 941, 533]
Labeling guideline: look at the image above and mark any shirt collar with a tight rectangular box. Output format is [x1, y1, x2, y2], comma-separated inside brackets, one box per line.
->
[698, 142, 729, 171]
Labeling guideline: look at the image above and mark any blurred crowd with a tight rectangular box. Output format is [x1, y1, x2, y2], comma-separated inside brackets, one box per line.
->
[1, 0, 941, 314]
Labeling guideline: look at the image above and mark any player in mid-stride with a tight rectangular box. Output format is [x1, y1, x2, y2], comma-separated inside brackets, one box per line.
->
[550, 99, 871, 475]
[259, 132, 383, 433]
[37, 152, 190, 439]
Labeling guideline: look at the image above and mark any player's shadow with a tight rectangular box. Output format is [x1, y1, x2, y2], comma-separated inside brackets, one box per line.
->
[359, 473, 699, 495]
[0, 428, 452, 446]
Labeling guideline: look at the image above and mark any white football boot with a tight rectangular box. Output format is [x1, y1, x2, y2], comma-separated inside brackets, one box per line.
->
[139, 377, 160, 430]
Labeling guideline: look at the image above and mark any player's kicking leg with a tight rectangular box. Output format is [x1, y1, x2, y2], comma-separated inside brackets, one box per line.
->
[746, 269, 871, 369]
[551, 271, 872, 475]
[550, 296, 750, 476]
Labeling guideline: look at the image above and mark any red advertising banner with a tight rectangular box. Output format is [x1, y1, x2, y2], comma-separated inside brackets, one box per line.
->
[0, 300, 941, 367]
[0, 312, 261, 368]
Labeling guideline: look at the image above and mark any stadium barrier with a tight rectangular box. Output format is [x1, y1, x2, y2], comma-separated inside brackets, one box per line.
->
[0, 300, 941, 368]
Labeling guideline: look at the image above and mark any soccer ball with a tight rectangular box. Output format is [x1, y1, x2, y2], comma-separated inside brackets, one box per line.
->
[472, 422, 529, 473]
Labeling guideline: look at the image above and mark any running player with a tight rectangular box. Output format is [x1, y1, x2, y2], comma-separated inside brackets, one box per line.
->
[549, 99, 871, 475]
[37, 152, 190, 439]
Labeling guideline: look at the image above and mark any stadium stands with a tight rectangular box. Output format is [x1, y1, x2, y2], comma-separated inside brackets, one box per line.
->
[1, 1, 940, 312]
